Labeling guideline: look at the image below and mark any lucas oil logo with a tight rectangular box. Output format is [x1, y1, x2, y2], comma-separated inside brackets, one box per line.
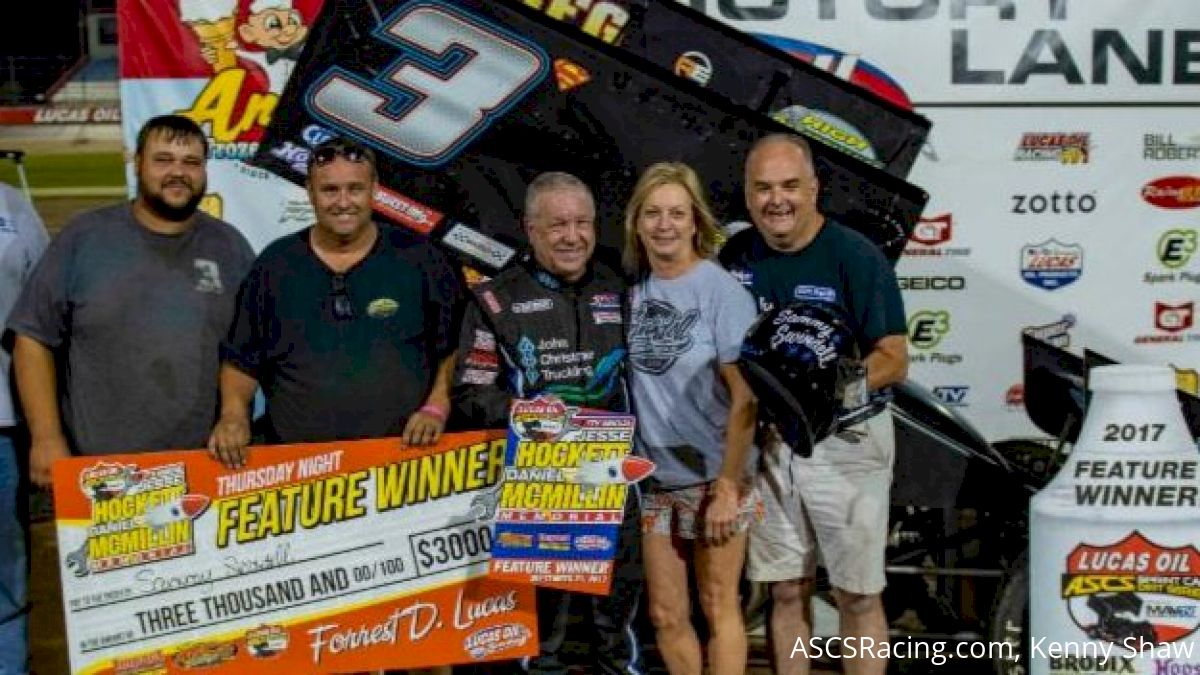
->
[1063, 532, 1200, 649]
[70, 462, 209, 575]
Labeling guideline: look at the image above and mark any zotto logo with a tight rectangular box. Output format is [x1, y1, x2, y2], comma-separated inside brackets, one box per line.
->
[1011, 191, 1096, 214]
[1143, 176, 1200, 210]
[908, 310, 950, 350]
[1159, 229, 1198, 269]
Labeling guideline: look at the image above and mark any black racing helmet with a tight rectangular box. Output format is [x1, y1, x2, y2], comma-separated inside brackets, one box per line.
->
[738, 301, 863, 457]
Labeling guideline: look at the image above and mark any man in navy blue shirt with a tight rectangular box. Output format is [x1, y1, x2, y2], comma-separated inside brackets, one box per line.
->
[208, 136, 461, 463]
[720, 133, 907, 675]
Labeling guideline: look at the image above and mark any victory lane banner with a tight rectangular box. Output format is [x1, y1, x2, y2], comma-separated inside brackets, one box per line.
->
[489, 397, 652, 595]
[51, 432, 537, 673]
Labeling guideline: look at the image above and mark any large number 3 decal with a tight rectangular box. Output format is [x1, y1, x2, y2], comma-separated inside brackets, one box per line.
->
[307, 2, 549, 167]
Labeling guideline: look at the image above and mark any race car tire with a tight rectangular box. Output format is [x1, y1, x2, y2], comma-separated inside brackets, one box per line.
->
[989, 550, 1029, 675]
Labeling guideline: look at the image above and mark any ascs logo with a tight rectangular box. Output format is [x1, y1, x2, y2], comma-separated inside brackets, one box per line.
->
[1020, 239, 1083, 291]
[903, 214, 971, 258]
[753, 34, 914, 109]
[908, 310, 950, 350]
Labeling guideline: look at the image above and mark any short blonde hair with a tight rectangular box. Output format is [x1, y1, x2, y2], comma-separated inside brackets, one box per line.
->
[622, 162, 720, 277]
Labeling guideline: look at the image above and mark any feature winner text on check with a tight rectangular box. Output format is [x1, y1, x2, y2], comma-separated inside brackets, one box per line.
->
[51, 432, 538, 674]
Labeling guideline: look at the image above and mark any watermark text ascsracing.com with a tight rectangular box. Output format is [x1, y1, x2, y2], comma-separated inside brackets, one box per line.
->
[789, 637, 1016, 666]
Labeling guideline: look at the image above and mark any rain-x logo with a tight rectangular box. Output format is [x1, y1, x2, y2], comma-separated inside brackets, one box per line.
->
[908, 310, 962, 365]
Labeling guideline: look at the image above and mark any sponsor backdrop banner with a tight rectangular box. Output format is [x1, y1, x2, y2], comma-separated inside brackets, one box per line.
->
[52, 433, 538, 673]
[490, 398, 647, 595]
[119, 1, 1199, 441]
[675, 0, 1200, 440]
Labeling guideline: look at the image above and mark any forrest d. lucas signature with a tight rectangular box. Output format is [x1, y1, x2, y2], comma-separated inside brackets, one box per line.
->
[306, 588, 520, 663]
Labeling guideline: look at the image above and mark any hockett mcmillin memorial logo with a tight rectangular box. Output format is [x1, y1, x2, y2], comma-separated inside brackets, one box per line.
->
[1063, 532, 1200, 650]
[68, 461, 210, 575]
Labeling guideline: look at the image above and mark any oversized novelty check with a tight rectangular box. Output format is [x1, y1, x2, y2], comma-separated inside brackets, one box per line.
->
[489, 397, 652, 595]
[52, 432, 537, 673]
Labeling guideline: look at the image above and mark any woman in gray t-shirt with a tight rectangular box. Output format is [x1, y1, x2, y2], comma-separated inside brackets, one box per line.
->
[624, 162, 759, 675]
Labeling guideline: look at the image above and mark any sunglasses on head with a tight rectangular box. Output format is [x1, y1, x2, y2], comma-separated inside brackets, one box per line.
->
[330, 274, 354, 320]
[310, 144, 370, 167]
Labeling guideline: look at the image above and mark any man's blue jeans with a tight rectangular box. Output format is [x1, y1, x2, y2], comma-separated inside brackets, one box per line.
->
[0, 431, 28, 675]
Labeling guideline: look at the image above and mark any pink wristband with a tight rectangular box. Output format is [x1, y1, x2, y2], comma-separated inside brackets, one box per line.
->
[419, 403, 448, 422]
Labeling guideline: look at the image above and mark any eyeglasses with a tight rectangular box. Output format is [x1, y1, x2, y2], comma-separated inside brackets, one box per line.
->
[331, 274, 354, 320]
[311, 144, 370, 166]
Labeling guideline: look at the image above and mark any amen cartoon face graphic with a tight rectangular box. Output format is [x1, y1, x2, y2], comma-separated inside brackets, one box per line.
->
[628, 299, 700, 375]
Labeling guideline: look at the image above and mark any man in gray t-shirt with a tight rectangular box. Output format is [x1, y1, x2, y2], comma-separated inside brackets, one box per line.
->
[5, 115, 253, 486]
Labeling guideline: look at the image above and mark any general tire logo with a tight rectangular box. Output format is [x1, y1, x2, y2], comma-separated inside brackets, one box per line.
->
[910, 213, 951, 246]
[1063, 532, 1200, 649]
[1156, 302, 1195, 333]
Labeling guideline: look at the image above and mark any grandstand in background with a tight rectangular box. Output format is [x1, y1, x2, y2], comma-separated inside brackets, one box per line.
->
[0, 1, 118, 118]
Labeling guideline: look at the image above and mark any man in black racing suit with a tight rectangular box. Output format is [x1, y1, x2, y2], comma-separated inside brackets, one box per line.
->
[451, 171, 643, 675]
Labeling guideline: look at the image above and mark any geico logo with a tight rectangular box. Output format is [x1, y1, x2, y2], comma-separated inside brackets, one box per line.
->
[1012, 191, 1096, 214]
[898, 276, 965, 291]
[1061, 574, 1137, 596]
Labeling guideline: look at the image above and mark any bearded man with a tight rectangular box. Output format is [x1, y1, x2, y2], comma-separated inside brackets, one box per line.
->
[7, 114, 254, 483]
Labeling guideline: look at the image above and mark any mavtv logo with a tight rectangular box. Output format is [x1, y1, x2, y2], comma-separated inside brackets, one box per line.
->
[932, 386, 969, 407]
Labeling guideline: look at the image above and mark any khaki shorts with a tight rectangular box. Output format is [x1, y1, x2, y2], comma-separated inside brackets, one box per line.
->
[747, 410, 895, 595]
[641, 482, 764, 540]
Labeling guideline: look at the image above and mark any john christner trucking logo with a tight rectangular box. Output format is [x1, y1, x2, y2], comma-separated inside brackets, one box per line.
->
[1063, 532, 1200, 650]
[68, 461, 209, 575]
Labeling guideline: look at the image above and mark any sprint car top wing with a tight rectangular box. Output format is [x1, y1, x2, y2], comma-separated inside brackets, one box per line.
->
[251, 0, 929, 270]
